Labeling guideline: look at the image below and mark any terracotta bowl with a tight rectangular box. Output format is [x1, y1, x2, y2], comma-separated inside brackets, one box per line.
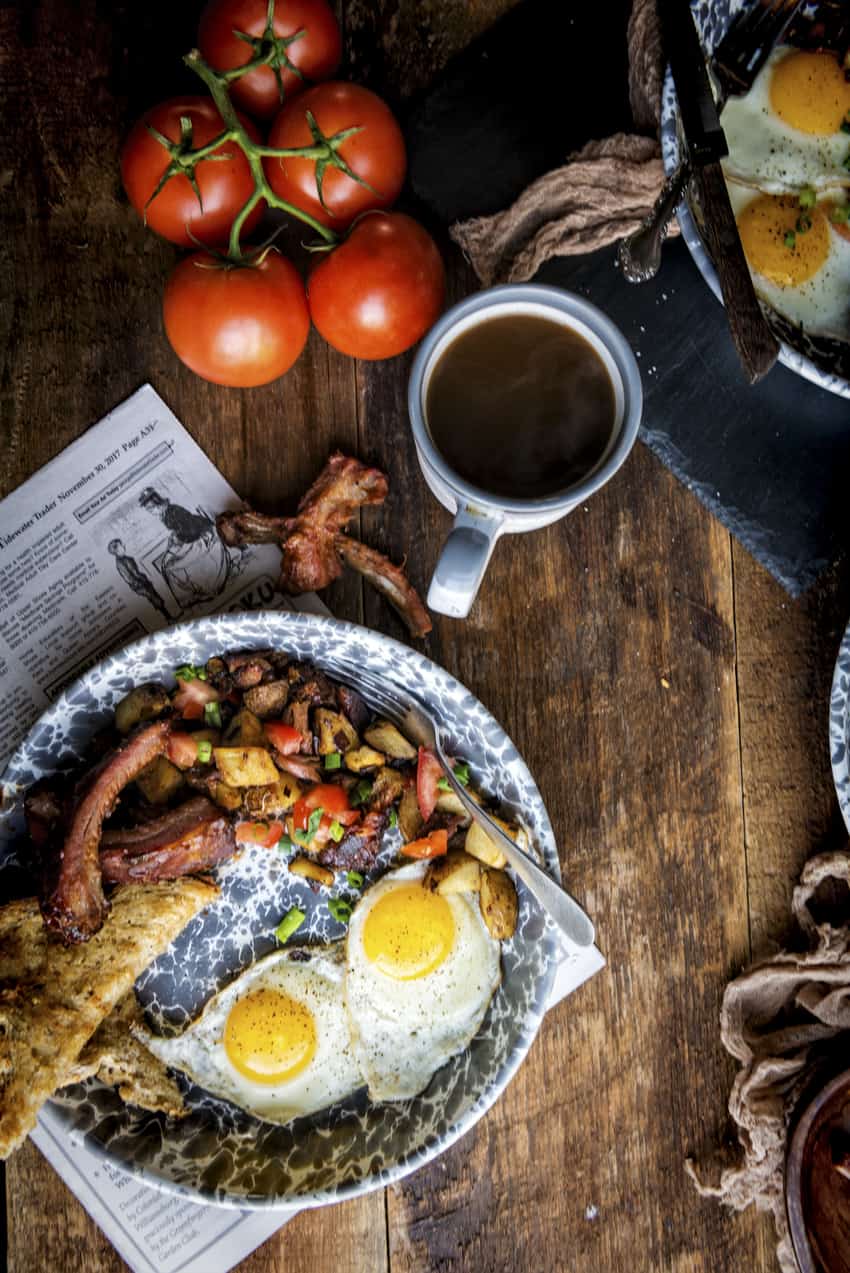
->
[786, 1067, 850, 1273]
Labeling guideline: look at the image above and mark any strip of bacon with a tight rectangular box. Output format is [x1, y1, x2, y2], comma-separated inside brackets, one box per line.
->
[41, 720, 170, 944]
[100, 810, 235, 885]
[335, 536, 432, 638]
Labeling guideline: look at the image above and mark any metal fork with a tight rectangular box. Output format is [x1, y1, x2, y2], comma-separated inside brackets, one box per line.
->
[713, 0, 806, 94]
[332, 661, 596, 952]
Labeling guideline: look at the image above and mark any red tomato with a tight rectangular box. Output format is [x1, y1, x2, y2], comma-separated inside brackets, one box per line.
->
[167, 732, 201, 769]
[401, 829, 448, 859]
[236, 820, 285, 848]
[162, 249, 310, 387]
[416, 746, 443, 821]
[308, 212, 444, 360]
[120, 97, 263, 248]
[173, 678, 221, 720]
[292, 783, 352, 831]
[264, 721, 303, 755]
[265, 82, 406, 230]
[198, 0, 341, 120]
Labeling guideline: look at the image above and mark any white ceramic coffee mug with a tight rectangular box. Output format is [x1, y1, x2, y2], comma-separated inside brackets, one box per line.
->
[407, 284, 643, 619]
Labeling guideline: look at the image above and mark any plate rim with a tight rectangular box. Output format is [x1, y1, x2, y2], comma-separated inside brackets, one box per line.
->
[830, 615, 850, 833]
[4, 610, 561, 1209]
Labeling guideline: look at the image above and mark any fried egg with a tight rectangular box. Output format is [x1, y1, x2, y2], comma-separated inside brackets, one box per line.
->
[729, 183, 850, 341]
[345, 860, 502, 1101]
[139, 943, 363, 1124]
[720, 47, 850, 193]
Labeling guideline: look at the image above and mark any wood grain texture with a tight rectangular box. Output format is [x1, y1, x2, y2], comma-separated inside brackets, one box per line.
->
[1, 1, 839, 1272]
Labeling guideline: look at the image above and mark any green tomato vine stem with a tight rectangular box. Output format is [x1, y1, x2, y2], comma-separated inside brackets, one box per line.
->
[183, 48, 339, 257]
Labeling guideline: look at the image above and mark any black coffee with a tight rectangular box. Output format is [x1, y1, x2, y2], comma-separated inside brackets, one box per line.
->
[425, 313, 616, 500]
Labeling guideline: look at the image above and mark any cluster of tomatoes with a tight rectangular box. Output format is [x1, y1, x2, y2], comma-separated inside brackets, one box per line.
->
[119, 0, 446, 387]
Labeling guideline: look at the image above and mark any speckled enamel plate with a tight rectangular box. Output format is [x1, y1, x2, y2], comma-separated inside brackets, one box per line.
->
[0, 612, 560, 1208]
[659, 0, 850, 400]
[830, 617, 850, 831]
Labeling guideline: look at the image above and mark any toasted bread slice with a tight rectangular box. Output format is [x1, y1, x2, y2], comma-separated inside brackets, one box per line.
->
[64, 992, 186, 1119]
[0, 878, 217, 1158]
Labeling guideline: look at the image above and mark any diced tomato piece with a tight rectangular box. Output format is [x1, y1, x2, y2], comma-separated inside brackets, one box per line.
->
[401, 829, 448, 859]
[292, 783, 352, 832]
[167, 731, 200, 769]
[416, 747, 443, 821]
[173, 677, 220, 720]
[235, 820, 285, 849]
[265, 722, 303, 756]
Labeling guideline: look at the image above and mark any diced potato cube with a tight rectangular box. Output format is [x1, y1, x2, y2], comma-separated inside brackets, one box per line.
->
[212, 782, 242, 812]
[222, 710, 266, 747]
[344, 745, 386, 773]
[435, 787, 468, 816]
[363, 720, 417, 761]
[398, 785, 423, 842]
[479, 867, 518, 939]
[288, 856, 334, 887]
[464, 817, 520, 870]
[135, 755, 184, 805]
[315, 708, 359, 756]
[114, 684, 169, 735]
[424, 849, 481, 895]
[213, 746, 279, 787]
[243, 777, 302, 818]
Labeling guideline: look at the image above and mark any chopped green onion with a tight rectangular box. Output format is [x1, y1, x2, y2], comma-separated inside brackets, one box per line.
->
[204, 701, 222, 729]
[388, 808, 398, 829]
[175, 664, 197, 681]
[277, 834, 295, 853]
[293, 829, 311, 847]
[346, 870, 364, 889]
[436, 777, 452, 792]
[196, 740, 212, 764]
[324, 752, 342, 770]
[306, 807, 324, 838]
[351, 779, 372, 807]
[784, 230, 796, 249]
[831, 202, 850, 224]
[453, 761, 471, 786]
[329, 820, 345, 843]
[328, 897, 352, 924]
[798, 186, 816, 210]
[274, 907, 305, 944]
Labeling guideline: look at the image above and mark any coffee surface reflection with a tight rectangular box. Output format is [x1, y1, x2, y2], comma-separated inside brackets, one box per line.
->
[425, 313, 616, 500]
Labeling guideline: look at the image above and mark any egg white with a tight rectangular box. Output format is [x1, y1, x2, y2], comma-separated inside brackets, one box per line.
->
[345, 860, 502, 1102]
[720, 46, 850, 194]
[138, 943, 364, 1125]
[728, 182, 850, 342]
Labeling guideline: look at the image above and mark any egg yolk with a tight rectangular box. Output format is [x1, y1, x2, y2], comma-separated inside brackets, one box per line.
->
[736, 194, 829, 287]
[224, 988, 316, 1085]
[362, 885, 455, 980]
[770, 50, 850, 136]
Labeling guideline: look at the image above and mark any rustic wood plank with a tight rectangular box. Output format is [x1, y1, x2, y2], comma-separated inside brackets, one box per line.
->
[356, 283, 768, 1265]
[733, 545, 850, 954]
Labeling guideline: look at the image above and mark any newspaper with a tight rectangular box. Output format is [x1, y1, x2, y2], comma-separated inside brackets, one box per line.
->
[0, 383, 323, 772]
[0, 384, 604, 1273]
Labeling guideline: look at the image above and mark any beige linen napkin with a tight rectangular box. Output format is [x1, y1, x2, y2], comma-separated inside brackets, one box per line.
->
[450, 0, 678, 285]
[688, 850, 850, 1273]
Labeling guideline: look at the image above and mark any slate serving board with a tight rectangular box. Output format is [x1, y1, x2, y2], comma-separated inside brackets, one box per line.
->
[402, 0, 850, 597]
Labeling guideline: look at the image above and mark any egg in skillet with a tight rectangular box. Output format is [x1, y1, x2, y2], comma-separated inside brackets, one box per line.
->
[139, 943, 363, 1124]
[720, 47, 850, 193]
[344, 860, 502, 1102]
[727, 183, 850, 341]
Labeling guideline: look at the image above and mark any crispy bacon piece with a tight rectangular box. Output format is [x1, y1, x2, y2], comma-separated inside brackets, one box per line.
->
[215, 453, 431, 638]
[319, 810, 387, 873]
[100, 798, 235, 884]
[41, 720, 171, 944]
[335, 536, 433, 639]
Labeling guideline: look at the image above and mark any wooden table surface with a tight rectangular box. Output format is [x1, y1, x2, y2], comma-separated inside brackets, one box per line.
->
[3, 2, 850, 1271]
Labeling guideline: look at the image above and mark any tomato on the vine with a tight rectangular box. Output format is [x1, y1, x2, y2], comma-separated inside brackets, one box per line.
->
[120, 97, 262, 248]
[198, 0, 342, 120]
[162, 249, 310, 387]
[308, 212, 445, 360]
[265, 82, 406, 231]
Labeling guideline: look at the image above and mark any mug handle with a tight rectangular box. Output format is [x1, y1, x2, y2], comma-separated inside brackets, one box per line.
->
[427, 507, 504, 619]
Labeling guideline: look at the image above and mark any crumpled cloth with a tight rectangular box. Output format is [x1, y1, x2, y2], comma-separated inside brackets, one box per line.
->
[450, 0, 678, 286]
[687, 850, 850, 1273]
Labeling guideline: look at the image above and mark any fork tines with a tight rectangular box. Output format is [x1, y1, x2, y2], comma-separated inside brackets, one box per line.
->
[714, 0, 806, 92]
